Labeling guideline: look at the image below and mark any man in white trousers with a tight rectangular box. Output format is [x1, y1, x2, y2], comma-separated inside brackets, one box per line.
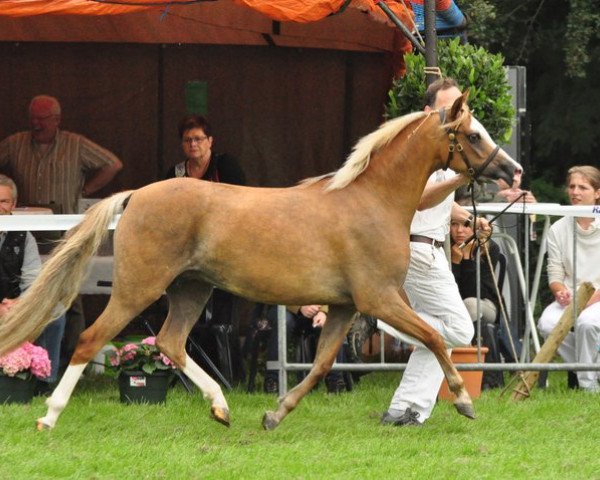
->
[381, 77, 491, 426]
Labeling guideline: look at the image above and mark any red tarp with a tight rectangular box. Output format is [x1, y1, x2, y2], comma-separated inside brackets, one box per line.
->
[0, 0, 412, 24]
[0, 0, 414, 76]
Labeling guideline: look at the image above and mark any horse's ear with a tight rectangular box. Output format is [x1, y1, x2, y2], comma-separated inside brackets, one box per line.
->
[449, 89, 470, 120]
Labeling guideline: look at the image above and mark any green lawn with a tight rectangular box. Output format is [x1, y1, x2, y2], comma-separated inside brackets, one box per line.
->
[1, 371, 599, 480]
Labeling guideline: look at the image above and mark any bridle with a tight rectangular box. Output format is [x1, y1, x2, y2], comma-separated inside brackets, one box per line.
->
[439, 108, 500, 184]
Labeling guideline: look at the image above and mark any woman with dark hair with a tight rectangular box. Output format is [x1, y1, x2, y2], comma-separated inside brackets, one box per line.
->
[164, 114, 245, 185]
[537, 165, 600, 392]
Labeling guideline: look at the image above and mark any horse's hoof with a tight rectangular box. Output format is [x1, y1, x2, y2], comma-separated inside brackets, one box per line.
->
[262, 411, 279, 431]
[454, 401, 476, 419]
[211, 406, 230, 427]
[36, 419, 52, 431]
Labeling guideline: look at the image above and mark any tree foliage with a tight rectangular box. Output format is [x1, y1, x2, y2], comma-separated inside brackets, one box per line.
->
[459, 0, 600, 189]
[386, 38, 514, 143]
[461, 0, 600, 78]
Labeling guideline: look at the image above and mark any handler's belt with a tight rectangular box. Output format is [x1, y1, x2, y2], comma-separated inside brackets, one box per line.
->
[409, 235, 445, 249]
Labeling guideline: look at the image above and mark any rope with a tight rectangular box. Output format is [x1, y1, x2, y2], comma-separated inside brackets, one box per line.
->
[482, 246, 520, 365]
[424, 66, 443, 78]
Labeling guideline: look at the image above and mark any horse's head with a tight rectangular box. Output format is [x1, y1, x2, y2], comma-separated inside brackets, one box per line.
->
[438, 92, 521, 187]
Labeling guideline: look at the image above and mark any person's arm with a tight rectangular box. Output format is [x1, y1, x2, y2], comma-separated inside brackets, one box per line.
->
[79, 136, 123, 196]
[496, 188, 537, 203]
[549, 281, 571, 306]
[546, 220, 570, 305]
[585, 289, 600, 308]
[82, 161, 123, 196]
[417, 174, 469, 211]
[19, 232, 42, 292]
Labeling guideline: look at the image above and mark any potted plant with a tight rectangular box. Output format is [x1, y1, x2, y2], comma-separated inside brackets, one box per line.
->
[109, 336, 176, 405]
[0, 342, 51, 404]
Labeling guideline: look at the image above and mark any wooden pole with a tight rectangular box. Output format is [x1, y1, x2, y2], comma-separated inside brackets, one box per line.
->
[510, 282, 595, 401]
[424, 0, 438, 86]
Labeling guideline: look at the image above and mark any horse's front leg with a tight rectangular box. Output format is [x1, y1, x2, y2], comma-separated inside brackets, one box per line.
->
[262, 306, 356, 430]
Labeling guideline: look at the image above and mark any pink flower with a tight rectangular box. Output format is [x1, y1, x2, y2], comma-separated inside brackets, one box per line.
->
[110, 337, 176, 373]
[0, 342, 51, 379]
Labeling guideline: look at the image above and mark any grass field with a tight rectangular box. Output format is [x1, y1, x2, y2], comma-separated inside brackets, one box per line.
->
[1, 370, 599, 480]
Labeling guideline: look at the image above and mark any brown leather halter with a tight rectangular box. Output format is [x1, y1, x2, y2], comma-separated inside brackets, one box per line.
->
[439, 108, 500, 183]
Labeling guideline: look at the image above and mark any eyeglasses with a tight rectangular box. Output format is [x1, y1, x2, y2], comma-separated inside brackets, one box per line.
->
[30, 114, 57, 122]
[183, 136, 207, 145]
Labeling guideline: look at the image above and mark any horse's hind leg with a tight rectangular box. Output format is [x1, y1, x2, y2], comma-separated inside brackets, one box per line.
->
[37, 291, 159, 430]
[263, 305, 356, 430]
[154, 274, 230, 427]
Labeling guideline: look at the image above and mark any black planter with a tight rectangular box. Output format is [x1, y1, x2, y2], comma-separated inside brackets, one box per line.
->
[0, 374, 36, 404]
[118, 370, 172, 405]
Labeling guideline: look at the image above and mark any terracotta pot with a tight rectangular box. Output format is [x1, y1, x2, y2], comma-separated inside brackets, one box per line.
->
[438, 347, 489, 401]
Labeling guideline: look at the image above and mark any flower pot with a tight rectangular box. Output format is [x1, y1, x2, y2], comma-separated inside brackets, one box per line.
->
[118, 370, 172, 405]
[438, 347, 489, 401]
[0, 374, 36, 404]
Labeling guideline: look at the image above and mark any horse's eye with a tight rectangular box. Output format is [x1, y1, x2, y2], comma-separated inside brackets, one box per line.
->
[467, 133, 481, 143]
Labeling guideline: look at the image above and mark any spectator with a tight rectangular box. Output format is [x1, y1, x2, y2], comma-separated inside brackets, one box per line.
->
[537, 165, 600, 392]
[0, 95, 123, 214]
[0, 174, 65, 393]
[165, 114, 246, 385]
[380, 77, 492, 427]
[450, 218, 504, 389]
[0, 95, 123, 377]
[164, 114, 245, 184]
[262, 304, 349, 394]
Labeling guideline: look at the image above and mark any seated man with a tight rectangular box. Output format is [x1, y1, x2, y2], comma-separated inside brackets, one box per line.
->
[263, 304, 349, 394]
[0, 174, 66, 392]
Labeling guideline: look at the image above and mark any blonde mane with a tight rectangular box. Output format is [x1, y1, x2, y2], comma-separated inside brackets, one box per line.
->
[301, 110, 429, 191]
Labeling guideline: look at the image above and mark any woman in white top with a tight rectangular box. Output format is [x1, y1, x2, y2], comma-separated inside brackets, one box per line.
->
[538, 166, 600, 391]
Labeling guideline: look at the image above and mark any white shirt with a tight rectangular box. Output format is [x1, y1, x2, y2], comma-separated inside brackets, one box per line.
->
[546, 216, 600, 290]
[410, 169, 456, 241]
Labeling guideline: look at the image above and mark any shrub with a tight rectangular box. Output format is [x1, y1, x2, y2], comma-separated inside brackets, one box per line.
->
[386, 38, 514, 143]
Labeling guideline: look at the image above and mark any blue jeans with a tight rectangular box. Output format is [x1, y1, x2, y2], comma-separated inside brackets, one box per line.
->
[35, 314, 66, 384]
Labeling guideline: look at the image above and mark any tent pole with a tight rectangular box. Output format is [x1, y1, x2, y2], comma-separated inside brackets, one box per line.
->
[424, 0, 439, 86]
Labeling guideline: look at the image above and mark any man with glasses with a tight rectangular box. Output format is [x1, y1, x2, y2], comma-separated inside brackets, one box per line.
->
[0, 95, 123, 379]
[0, 95, 123, 214]
[0, 173, 66, 394]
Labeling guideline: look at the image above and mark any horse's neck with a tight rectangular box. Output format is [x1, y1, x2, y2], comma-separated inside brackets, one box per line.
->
[363, 119, 443, 210]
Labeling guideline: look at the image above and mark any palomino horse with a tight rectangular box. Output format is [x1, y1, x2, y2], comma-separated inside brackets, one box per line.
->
[0, 93, 519, 431]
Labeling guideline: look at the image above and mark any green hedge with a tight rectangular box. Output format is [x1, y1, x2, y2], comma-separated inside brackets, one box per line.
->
[385, 38, 514, 143]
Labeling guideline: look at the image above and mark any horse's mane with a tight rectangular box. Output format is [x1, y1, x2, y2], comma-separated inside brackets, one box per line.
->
[301, 110, 428, 191]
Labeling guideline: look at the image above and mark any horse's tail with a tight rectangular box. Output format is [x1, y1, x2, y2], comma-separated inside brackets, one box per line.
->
[0, 190, 134, 357]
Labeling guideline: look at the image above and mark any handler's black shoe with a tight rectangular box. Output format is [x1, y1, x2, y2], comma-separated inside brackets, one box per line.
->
[380, 408, 421, 427]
